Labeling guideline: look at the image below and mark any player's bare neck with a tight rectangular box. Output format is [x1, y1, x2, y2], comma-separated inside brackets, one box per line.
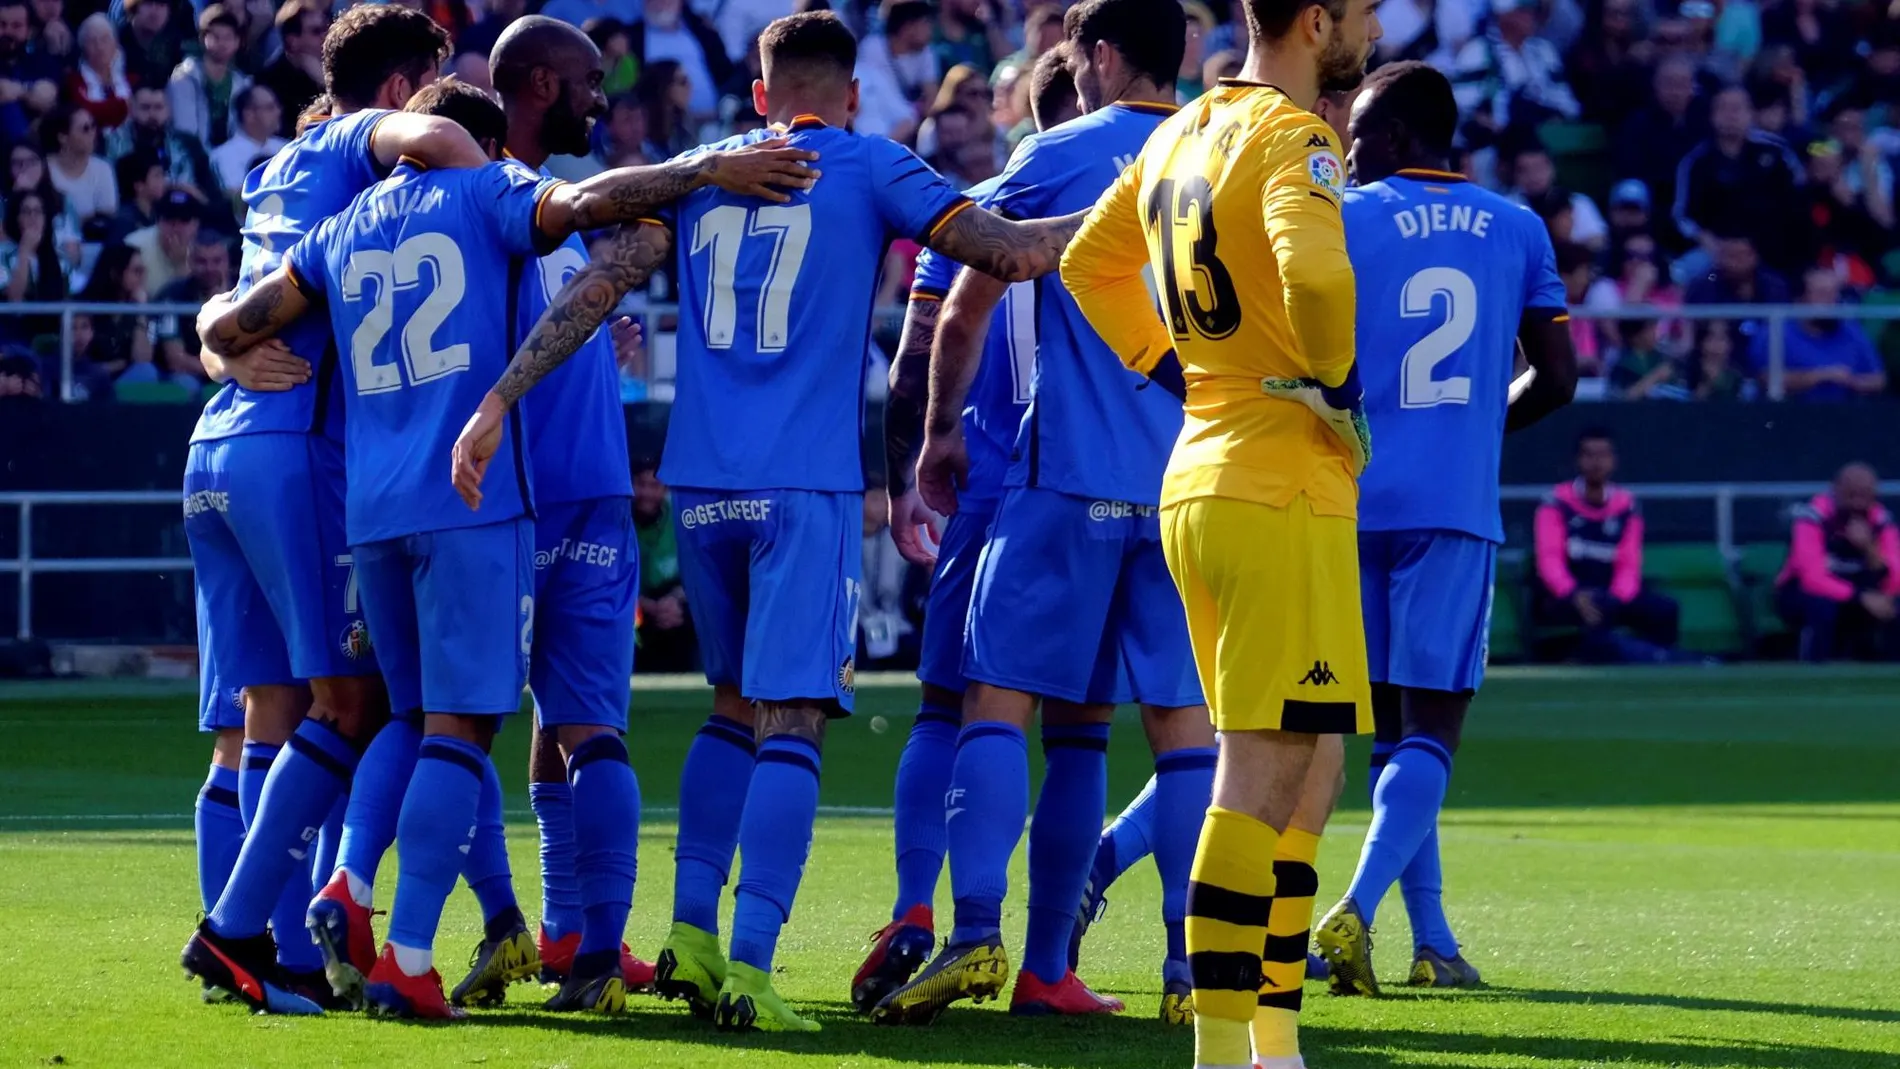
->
[1114, 77, 1176, 108]
[504, 109, 551, 170]
[1237, 41, 1320, 111]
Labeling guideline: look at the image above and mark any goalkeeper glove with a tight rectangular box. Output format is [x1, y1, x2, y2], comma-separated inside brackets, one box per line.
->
[1261, 363, 1372, 477]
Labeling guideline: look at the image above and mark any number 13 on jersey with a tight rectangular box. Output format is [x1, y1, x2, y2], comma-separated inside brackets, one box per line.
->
[1145, 176, 1240, 342]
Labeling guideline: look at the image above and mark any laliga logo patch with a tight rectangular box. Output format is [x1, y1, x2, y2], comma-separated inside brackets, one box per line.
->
[339, 619, 372, 660]
[1308, 150, 1345, 197]
[837, 656, 856, 696]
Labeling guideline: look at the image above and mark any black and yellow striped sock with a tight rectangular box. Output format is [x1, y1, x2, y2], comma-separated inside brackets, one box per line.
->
[1187, 806, 1279, 1068]
[1254, 827, 1320, 1061]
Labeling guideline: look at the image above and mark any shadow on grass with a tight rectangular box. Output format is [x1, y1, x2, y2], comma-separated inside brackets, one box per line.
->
[1472, 985, 1900, 1025]
[430, 996, 1895, 1069]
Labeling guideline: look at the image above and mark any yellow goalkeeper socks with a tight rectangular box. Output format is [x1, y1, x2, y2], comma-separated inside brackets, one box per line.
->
[1187, 806, 1279, 1068]
[1253, 827, 1321, 1060]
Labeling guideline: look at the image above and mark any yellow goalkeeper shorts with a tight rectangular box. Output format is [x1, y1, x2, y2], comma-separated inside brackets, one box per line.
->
[1160, 493, 1372, 735]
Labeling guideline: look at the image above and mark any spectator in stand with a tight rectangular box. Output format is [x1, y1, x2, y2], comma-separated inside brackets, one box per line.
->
[1450, 0, 1581, 137]
[634, 0, 730, 130]
[1685, 229, 1790, 311]
[30, 0, 70, 61]
[1202, 48, 1242, 88]
[107, 149, 163, 244]
[1509, 143, 1607, 249]
[1831, 29, 1900, 118]
[0, 0, 57, 147]
[855, 0, 940, 142]
[632, 457, 695, 673]
[1533, 428, 1685, 663]
[1822, 107, 1895, 227]
[448, 51, 491, 92]
[76, 243, 150, 383]
[542, 0, 641, 38]
[455, 0, 522, 67]
[1750, 267, 1886, 401]
[1777, 463, 1900, 661]
[1603, 178, 1653, 246]
[1568, 0, 1652, 127]
[717, 0, 790, 68]
[43, 104, 118, 239]
[1177, 0, 1213, 99]
[921, 102, 991, 186]
[934, 0, 1010, 76]
[1374, 0, 1478, 67]
[633, 59, 697, 162]
[588, 19, 639, 97]
[1616, 57, 1708, 250]
[154, 230, 227, 381]
[71, 14, 132, 135]
[1002, 2, 1065, 72]
[119, 0, 187, 90]
[1607, 319, 1683, 399]
[10, 143, 79, 274]
[1761, 0, 1854, 81]
[1555, 240, 1601, 373]
[916, 62, 991, 156]
[1745, 44, 1810, 135]
[1585, 230, 1687, 352]
[209, 85, 282, 194]
[1686, 321, 1751, 400]
[1672, 84, 1803, 272]
[123, 187, 197, 296]
[168, 5, 250, 149]
[254, 0, 325, 138]
[0, 349, 40, 400]
[105, 85, 224, 221]
[1798, 138, 1887, 290]
[0, 188, 68, 343]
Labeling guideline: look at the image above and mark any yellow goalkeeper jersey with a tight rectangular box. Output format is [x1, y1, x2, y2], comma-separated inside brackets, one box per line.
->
[1062, 80, 1360, 517]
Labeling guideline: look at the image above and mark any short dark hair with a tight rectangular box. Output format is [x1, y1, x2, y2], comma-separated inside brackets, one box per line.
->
[1028, 45, 1077, 130]
[133, 83, 166, 100]
[198, 3, 240, 37]
[1554, 240, 1593, 275]
[403, 77, 506, 147]
[1246, 0, 1345, 40]
[1577, 426, 1613, 449]
[324, 5, 451, 110]
[1064, 0, 1185, 88]
[1358, 61, 1458, 157]
[115, 149, 164, 197]
[758, 11, 857, 87]
[236, 84, 276, 115]
[39, 103, 84, 155]
[883, 0, 934, 36]
[275, 0, 325, 35]
[0, 0, 29, 16]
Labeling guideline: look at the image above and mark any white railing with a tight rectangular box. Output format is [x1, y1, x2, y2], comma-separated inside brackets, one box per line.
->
[17, 300, 1900, 403]
[7, 482, 1895, 643]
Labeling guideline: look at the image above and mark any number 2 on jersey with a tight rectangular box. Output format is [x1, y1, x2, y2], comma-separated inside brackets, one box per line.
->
[343, 233, 469, 395]
[1146, 176, 1240, 341]
[1399, 266, 1477, 409]
[692, 203, 811, 352]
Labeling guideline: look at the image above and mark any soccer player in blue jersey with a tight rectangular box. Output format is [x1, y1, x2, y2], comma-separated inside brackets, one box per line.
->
[877, 0, 1215, 1025]
[198, 81, 815, 1020]
[853, 45, 1083, 1015]
[179, 5, 498, 1015]
[451, 11, 1085, 1032]
[1314, 62, 1576, 997]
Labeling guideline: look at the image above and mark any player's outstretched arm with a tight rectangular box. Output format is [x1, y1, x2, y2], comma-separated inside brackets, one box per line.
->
[197, 267, 312, 361]
[885, 293, 945, 566]
[369, 113, 490, 172]
[1506, 309, 1578, 432]
[914, 265, 1010, 517]
[1063, 162, 1177, 387]
[925, 205, 1086, 284]
[531, 140, 820, 249]
[451, 222, 673, 510]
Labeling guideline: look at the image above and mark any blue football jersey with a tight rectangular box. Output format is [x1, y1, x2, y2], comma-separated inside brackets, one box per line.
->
[659, 118, 969, 493]
[503, 157, 632, 507]
[286, 162, 561, 545]
[989, 103, 1181, 505]
[909, 176, 1034, 511]
[1346, 171, 1567, 543]
[193, 108, 391, 445]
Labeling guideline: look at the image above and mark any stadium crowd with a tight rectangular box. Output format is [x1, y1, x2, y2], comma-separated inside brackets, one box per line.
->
[0, 0, 1896, 402]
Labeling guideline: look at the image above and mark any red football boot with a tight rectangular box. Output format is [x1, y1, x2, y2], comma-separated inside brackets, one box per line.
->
[364, 946, 466, 1020]
[1008, 969, 1125, 1016]
[306, 871, 378, 1009]
[537, 925, 656, 992]
[850, 904, 936, 1014]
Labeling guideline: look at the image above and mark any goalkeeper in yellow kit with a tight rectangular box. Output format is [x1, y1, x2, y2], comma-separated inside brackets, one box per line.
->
[1061, 0, 1381, 1064]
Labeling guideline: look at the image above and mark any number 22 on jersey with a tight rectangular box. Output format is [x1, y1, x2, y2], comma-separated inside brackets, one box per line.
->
[343, 232, 469, 395]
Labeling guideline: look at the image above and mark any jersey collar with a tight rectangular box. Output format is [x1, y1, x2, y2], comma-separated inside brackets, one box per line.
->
[1114, 100, 1180, 115]
[1215, 78, 1291, 97]
[784, 113, 827, 132]
[1395, 167, 1467, 183]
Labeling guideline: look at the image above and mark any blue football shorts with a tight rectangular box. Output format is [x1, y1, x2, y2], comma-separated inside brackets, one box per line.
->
[963, 487, 1202, 708]
[916, 502, 995, 694]
[353, 517, 533, 717]
[1359, 528, 1497, 694]
[194, 644, 245, 733]
[673, 488, 861, 713]
[184, 432, 375, 691]
[531, 496, 638, 732]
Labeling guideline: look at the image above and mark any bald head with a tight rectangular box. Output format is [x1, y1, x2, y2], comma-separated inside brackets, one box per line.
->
[491, 14, 597, 97]
[1836, 462, 1881, 512]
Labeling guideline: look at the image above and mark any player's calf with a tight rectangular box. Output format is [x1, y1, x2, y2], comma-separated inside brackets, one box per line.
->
[727, 704, 827, 984]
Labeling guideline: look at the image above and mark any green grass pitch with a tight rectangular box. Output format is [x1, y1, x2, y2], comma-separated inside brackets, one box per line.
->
[3, 666, 1899, 1068]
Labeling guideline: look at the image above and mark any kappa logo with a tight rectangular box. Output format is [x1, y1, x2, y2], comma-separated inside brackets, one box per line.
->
[1299, 660, 1339, 686]
[1305, 133, 1332, 148]
[339, 619, 372, 660]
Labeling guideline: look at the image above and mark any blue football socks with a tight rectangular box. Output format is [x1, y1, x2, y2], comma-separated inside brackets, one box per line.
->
[386, 735, 488, 959]
[193, 764, 243, 913]
[336, 717, 421, 893]
[1371, 736, 1459, 955]
[1023, 722, 1109, 984]
[310, 794, 346, 897]
[530, 779, 583, 941]
[891, 700, 959, 921]
[673, 714, 756, 934]
[946, 722, 1028, 947]
[569, 734, 640, 963]
[1345, 734, 1454, 929]
[729, 733, 821, 973]
[1092, 774, 1159, 894]
[237, 740, 278, 827]
[208, 720, 359, 946]
[1153, 746, 1216, 985]
[463, 751, 521, 935]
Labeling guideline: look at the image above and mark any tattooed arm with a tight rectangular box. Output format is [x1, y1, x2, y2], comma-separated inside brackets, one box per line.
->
[915, 265, 1009, 516]
[923, 205, 1087, 284]
[197, 266, 312, 360]
[884, 293, 941, 497]
[451, 222, 673, 510]
[527, 141, 819, 252]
